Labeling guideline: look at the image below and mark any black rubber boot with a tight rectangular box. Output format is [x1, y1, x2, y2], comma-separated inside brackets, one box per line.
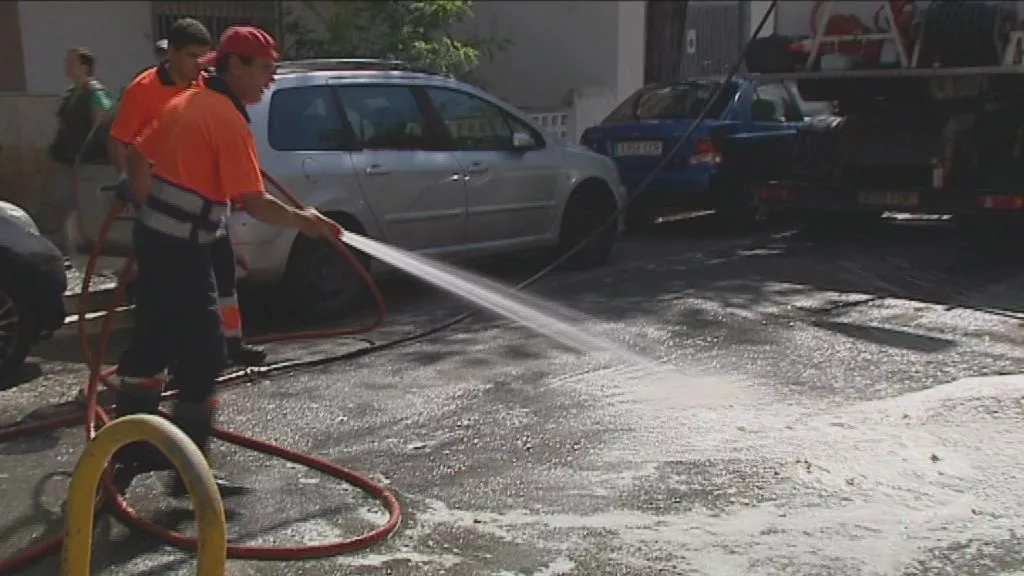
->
[226, 338, 267, 367]
[108, 380, 173, 493]
[166, 401, 251, 498]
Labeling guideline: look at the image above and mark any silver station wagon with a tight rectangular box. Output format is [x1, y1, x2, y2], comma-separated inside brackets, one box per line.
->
[75, 59, 627, 320]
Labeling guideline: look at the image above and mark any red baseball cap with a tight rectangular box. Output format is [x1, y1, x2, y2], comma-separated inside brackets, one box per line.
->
[198, 26, 279, 67]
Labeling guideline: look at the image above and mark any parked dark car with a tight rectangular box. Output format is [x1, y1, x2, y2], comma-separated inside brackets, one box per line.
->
[0, 200, 67, 383]
[579, 77, 820, 229]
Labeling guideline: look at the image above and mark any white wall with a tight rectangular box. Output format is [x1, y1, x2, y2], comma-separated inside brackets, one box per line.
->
[615, 1, 646, 103]
[454, 1, 617, 108]
[19, 0, 154, 95]
[453, 1, 645, 110]
[749, 1, 778, 38]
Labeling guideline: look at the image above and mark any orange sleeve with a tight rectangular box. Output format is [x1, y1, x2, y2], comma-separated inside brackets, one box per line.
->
[109, 81, 150, 145]
[215, 119, 265, 202]
[133, 114, 166, 163]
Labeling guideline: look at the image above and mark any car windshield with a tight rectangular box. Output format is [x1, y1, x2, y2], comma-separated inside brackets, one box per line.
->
[603, 81, 737, 122]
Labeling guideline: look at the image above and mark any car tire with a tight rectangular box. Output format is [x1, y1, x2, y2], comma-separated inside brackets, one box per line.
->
[0, 275, 36, 385]
[556, 182, 618, 270]
[281, 215, 372, 324]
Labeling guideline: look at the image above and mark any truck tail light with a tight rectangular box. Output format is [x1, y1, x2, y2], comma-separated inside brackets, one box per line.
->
[757, 185, 793, 202]
[979, 195, 1024, 210]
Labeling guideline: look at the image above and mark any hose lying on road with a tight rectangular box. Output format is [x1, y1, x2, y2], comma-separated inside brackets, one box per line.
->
[0, 2, 778, 570]
[0, 174, 398, 573]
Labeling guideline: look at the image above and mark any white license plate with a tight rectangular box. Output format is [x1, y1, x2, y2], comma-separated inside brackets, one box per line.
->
[857, 191, 919, 207]
[614, 140, 663, 157]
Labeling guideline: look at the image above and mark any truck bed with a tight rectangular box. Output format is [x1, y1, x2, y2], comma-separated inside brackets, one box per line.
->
[750, 65, 1024, 82]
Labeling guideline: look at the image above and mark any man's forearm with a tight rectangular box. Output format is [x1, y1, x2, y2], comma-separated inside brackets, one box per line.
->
[108, 138, 128, 175]
[241, 192, 308, 229]
[126, 147, 152, 203]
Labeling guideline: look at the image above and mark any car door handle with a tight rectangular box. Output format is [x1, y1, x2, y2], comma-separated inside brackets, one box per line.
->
[365, 164, 390, 176]
[465, 162, 489, 175]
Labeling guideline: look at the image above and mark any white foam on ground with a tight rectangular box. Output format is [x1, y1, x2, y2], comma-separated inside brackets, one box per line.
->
[405, 374, 1024, 574]
[603, 373, 1024, 573]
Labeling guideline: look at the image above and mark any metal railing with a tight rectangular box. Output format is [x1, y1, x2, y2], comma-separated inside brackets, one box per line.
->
[527, 109, 573, 142]
[61, 414, 227, 576]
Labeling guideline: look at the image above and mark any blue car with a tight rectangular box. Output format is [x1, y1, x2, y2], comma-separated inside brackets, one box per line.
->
[579, 77, 815, 229]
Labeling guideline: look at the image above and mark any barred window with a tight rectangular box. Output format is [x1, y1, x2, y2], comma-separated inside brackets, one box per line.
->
[151, 1, 282, 45]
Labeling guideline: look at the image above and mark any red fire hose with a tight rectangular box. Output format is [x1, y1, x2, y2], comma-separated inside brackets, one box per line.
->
[0, 166, 400, 573]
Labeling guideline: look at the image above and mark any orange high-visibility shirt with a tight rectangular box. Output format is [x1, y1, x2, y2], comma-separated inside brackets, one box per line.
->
[110, 65, 206, 145]
[134, 82, 264, 203]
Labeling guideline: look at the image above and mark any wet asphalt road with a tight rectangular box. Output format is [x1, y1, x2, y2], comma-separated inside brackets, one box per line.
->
[3, 216, 1024, 575]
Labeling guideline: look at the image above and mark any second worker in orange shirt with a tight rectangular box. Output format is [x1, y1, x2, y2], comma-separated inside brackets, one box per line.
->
[110, 17, 267, 370]
[112, 26, 342, 497]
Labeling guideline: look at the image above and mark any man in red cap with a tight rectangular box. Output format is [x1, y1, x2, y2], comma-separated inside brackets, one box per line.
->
[113, 26, 342, 497]
[112, 18, 267, 368]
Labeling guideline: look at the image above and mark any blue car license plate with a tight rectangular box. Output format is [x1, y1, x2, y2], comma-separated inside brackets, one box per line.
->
[614, 140, 663, 157]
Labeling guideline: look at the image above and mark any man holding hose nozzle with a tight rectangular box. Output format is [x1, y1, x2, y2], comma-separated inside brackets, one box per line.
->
[110, 19, 267, 368]
[111, 25, 343, 497]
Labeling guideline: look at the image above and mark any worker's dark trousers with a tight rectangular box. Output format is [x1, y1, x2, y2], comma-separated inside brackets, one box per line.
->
[114, 224, 227, 469]
[211, 233, 244, 344]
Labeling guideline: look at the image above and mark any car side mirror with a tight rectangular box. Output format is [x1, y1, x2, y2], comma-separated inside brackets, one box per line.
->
[512, 131, 537, 150]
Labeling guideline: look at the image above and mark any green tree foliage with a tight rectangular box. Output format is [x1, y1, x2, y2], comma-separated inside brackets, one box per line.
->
[281, 1, 510, 81]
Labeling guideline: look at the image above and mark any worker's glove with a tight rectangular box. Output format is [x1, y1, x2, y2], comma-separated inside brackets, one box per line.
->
[114, 176, 135, 206]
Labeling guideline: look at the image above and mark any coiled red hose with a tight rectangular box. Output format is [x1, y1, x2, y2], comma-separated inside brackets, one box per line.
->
[0, 165, 400, 573]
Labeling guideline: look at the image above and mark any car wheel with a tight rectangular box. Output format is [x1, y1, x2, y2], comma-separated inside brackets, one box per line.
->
[282, 217, 371, 323]
[0, 276, 36, 384]
[556, 182, 618, 270]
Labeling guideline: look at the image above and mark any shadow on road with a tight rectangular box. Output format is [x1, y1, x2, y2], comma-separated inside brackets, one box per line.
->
[0, 363, 43, 391]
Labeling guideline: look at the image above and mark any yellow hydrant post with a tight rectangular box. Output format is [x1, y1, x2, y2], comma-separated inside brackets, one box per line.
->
[60, 414, 227, 576]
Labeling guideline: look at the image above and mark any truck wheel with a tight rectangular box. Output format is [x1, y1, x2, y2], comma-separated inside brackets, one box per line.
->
[557, 183, 618, 270]
[0, 276, 36, 386]
[717, 182, 761, 232]
[956, 215, 1018, 243]
[624, 208, 652, 234]
[800, 211, 880, 239]
[282, 216, 371, 324]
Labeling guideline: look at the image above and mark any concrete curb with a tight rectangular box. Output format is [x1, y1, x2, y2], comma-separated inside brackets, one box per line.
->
[63, 287, 120, 315]
[58, 287, 134, 339]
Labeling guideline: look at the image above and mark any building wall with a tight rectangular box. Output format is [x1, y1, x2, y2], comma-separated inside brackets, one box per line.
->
[749, 1, 778, 38]
[19, 1, 154, 96]
[615, 1, 646, 103]
[452, 1, 645, 110]
[0, 94, 65, 233]
[0, 1, 153, 230]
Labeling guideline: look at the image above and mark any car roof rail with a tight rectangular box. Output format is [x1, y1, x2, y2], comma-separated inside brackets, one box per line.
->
[275, 58, 439, 75]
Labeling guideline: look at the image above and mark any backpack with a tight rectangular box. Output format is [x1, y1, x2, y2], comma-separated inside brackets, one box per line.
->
[50, 80, 113, 165]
